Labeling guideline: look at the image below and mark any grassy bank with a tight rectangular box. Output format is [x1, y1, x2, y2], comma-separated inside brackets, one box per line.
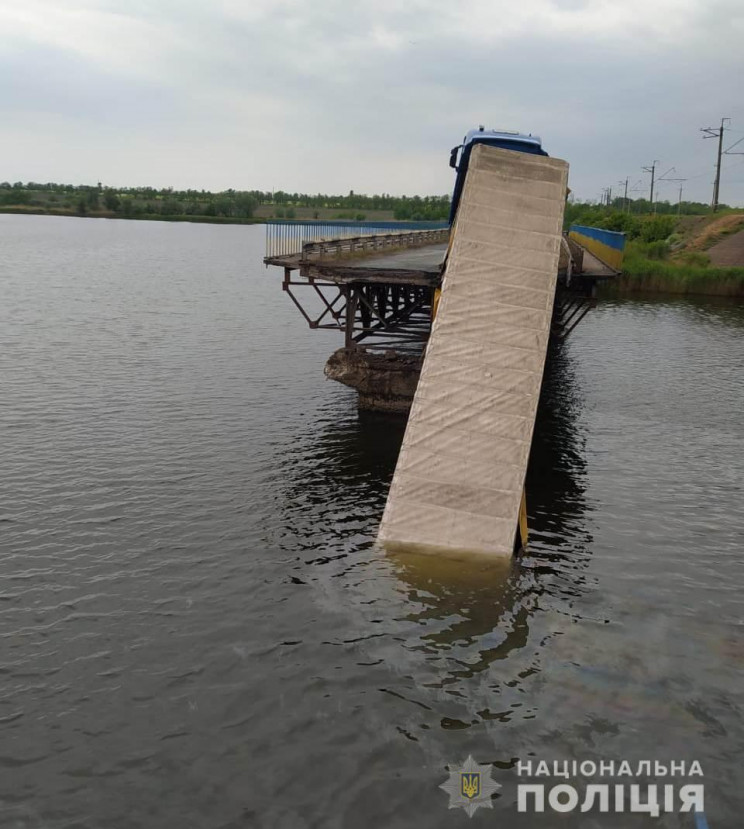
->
[603, 240, 744, 297]
[567, 209, 744, 298]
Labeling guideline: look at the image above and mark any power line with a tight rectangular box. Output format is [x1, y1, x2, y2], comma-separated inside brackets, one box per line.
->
[656, 174, 687, 214]
[647, 166, 676, 213]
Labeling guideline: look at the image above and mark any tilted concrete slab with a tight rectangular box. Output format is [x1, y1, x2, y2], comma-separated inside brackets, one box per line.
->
[378, 144, 569, 556]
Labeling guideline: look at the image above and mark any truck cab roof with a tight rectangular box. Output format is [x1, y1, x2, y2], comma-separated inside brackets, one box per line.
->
[461, 127, 544, 151]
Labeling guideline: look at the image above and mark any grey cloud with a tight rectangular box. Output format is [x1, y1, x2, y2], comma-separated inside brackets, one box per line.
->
[1, 0, 742, 203]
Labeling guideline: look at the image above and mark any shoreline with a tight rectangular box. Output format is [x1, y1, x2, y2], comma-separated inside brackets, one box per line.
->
[0, 206, 266, 225]
[600, 275, 744, 298]
[4, 208, 743, 298]
[602, 260, 744, 297]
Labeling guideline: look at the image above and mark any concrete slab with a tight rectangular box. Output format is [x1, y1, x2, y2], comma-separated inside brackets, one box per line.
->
[378, 144, 569, 557]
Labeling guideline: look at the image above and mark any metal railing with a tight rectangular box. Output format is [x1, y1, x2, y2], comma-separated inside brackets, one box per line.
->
[300, 228, 450, 261]
[265, 219, 449, 258]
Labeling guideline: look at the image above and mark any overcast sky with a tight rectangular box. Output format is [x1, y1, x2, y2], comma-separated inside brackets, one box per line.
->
[2, 0, 743, 204]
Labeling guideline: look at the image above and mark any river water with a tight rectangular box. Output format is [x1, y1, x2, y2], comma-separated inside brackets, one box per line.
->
[1, 214, 742, 829]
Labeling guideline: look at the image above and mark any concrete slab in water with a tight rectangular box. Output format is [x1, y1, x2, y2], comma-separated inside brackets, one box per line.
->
[378, 144, 569, 557]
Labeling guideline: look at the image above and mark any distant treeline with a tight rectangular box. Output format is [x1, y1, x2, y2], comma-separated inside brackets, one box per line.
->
[564, 199, 738, 244]
[0, 181, 730, 225]
[0, 182, 451, 222]
[565, 197, 729, 226]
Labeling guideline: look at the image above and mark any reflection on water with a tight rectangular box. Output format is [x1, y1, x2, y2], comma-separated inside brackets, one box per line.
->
[2, 216, 743, 828]
[387, 551, 529, 686]
[272, 296, 744, 826]
[529, 339, 591, 552]
[274, 333, 596, 750]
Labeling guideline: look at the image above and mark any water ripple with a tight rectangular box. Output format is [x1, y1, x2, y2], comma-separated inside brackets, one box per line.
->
[1, 217, 743, 827]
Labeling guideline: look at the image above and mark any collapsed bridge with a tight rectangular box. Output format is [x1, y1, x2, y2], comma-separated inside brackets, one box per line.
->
[263, 144, 624, 556]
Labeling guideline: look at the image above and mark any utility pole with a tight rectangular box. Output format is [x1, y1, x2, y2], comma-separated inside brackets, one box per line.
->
[642, 161, 659, 208]
[627, 180, 645, 214]
[701, 118, 730, 211]
[661, 177, 687, 215]
[654, 167, 678, 215]
[619, 178, 629, 212]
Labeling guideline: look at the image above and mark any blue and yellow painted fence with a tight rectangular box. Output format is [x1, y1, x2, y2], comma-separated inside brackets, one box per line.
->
[569, 225, 626, 271]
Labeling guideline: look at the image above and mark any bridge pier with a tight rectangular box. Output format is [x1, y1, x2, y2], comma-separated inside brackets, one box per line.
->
[324, 348, 421, 413]
[265, 224, 616, 416]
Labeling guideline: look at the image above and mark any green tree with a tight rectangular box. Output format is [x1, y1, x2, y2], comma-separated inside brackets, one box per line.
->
[234, 193, 257, 217]
[103, 189, 120, 211]
[639, 215, 675, 243]
[214, 197, 233, 217]
[161, 199, 183, 215]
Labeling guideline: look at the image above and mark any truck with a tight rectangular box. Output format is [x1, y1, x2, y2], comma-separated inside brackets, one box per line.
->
[448, 127, 549, 224]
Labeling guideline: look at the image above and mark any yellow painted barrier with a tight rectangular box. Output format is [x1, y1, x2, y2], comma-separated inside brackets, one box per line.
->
[569, 225, 625, 271]
[432, 288, 441, 321]
[517, 489, 528, 552]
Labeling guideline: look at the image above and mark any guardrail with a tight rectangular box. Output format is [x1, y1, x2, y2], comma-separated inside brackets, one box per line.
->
[265, 219, 449, 258]
[563, 234, 584, 272]
[300, 228, 450, 261]
[569, 225, 626, 271]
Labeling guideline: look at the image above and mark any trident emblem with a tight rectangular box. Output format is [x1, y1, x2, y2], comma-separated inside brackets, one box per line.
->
[461, 772, 480, 800]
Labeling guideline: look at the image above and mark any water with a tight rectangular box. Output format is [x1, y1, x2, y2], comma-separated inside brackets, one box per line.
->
[1, 214, 743, 828]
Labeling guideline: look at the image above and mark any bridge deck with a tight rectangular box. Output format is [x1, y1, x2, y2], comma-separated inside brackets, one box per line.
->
[579, 248, 618, 278]
[378, 144, 569, 556]
[354, 243, 447, 271]
[265, 242, 446, 286]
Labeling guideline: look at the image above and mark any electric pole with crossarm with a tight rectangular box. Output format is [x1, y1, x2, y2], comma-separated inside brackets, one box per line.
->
[642, 161, 659, 207]
[619, 178, 629, 213]
[701, 118, 730, 212]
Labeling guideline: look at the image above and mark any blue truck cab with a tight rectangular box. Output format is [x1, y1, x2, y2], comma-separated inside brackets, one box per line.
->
[448, 127, 548, 224]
